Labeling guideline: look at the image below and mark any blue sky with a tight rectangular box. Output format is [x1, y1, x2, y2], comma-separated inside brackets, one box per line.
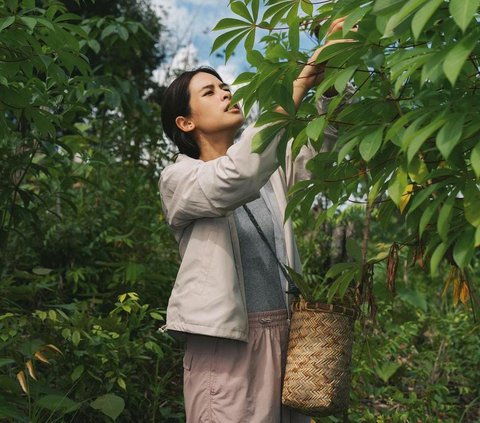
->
[152, 0, 249, 84]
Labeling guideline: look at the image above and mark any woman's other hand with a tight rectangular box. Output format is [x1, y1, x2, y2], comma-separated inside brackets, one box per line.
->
[295, 17, 358, 92]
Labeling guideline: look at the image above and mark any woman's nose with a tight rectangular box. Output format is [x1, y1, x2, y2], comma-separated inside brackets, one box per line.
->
[221, 90, 231, 101]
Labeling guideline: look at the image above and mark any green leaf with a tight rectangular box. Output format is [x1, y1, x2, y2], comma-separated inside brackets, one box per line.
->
[471, 142, 480, 178]
[407, 117, 445, 163]
[0, 16, 15, 32]
[210, 28, 245, 55]
[288, 18, 299, 51]
[19, 16, 37, 31]
[437, 194, 455, 242]
[252, 0, 260, 21]
[72, 330, 81, 345]
[90, 394, 125, 421]
[272, 84, 295, 116]
[419, 193, 446, 236]
[338, 137, 358, 163]
[411, 0, 443, 39]
[101, 24, 116, 39]
[71, 365, 84, 381]
[449, 0, 480, 32]
[327, 269, 356, 302]
[359, 126, 384, 162]
[443, 34, 477, 86]
[88, 39, 100, 54]
[37, 395, 80, 413]
[252, 123, 285, 154]
[476, 226, 480, 247]
[346, 239, 362, 262]
[375, 361, 402, 383]
[0, 358, 15, 367]
[334, 65, 357, 93]
[436, 114, 465, 160]
[388, 165, 408, 206]
[301, 0, 313, 15]
[453, 228, 475, 268]
[430, 241, 449, 276]
[212, 18, 250, 30]
[464, 181, 480, 227]
[384, 0, 428, 37]
[306, 116, 326, 142]
[343, 6, 370, 36]
[231, 1, 253, 22]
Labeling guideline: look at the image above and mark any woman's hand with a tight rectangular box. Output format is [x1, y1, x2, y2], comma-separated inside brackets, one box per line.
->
[294, 17, 358, 93]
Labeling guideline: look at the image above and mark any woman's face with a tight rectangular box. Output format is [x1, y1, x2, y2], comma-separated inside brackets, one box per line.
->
[182, 72, 244, 138]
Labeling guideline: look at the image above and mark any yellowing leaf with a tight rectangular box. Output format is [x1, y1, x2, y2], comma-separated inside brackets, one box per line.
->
[399, 184, 414, 213]
[460, 281, 470, 305]
[453, 277, 460, 306]
[118, 293, 127, 303]
[16, 371, 28, 394]
[45, 344, 62, 355]
[26, 360, 37, 381]
[441, 266, 456, 297]
[34, 351, 50, 364]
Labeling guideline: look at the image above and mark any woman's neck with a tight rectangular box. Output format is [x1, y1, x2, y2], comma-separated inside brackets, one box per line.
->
[197, 132, 235, 162]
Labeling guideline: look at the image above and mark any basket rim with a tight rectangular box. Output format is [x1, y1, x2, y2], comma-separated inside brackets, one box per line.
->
[292, 298, 358, 319]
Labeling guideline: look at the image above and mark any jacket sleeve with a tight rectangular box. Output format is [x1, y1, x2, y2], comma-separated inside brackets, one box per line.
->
[159, 123, 284, 230]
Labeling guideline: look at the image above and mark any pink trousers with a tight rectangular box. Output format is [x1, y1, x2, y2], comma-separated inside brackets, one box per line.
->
[183, 309, 310, 423]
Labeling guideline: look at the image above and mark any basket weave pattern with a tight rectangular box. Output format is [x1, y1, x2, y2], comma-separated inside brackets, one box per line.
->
[281, 298, 356, 417]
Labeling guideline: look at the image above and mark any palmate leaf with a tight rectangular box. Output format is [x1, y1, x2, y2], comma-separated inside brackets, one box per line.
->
[212, 18, 251, 31]
[210, 28, 245, 54]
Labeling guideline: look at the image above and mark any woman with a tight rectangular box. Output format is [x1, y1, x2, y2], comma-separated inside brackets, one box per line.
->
[159, 18, 353, 423]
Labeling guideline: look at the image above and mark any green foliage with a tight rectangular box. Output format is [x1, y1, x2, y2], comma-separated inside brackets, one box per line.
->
[0, 0, 183, 421]
[215, 0, 480, 304]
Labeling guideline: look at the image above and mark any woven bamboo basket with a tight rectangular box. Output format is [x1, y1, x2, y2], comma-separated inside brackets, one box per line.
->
[282, 297, 357, 417]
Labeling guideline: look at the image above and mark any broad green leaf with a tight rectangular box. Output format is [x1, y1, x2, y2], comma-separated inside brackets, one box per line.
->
[443, 34, 477, 86]
[19, 16, 37, 31]
[212, 18, 250, 30]
[406, 117, 446, 163]
[430, 241, 449, 275]
[411, 0, 443, 39]
[406, 183, 439, 216]
[476, 226, 480, 247]
[359, 126, 383, 162]
[0, 16, 15, 32]
[301, 0, 313, 15]
[246, 50, 263, 67]
[338, 137, 358, 162]
[436, 114, 465, 160]
[464, 181, 480, 227]
[384, 0, 428, 37]
[375, 361, 402, 383]
[453, 228, 475, 268]
[37, 395, 80, 413]
[334, 65, 357, 93]
[471, 142, 480, 178]
[231, 1, 253, 22]
[419, 194, 445, 236]
[70, 365, 84, 381]
[449, 0, 480, 32]
[306, 116, 326, 142]
[252, 123, 286, 154]
[272, 84, 295, 116]
[90, 394, 125, 421]
[343, 6, 370, 36]
[437, 194, 455, 242]
[244, 29, 255, 50]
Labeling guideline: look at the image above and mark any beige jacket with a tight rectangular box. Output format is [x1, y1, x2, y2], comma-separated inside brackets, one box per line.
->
[159, 109, 335, 342]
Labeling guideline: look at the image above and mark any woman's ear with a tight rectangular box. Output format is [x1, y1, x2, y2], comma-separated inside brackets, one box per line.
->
[175, 116, 195, 133]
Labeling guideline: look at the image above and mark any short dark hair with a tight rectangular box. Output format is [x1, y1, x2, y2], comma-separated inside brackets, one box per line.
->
[161, 67, 224, 159]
